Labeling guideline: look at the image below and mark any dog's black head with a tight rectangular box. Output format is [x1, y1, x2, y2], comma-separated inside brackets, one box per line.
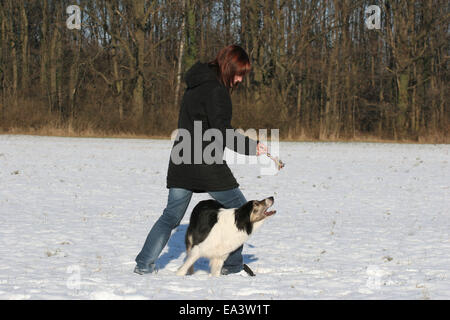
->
[235, 197, 275, 234]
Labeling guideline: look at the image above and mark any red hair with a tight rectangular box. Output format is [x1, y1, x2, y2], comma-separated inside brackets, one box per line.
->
[208, 45, 251, 93]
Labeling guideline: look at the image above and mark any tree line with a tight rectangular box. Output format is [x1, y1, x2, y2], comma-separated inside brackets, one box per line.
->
[0, 0, 448, 142]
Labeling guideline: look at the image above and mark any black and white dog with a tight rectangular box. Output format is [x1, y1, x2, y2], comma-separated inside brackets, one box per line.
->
[176, 197, 276, 276]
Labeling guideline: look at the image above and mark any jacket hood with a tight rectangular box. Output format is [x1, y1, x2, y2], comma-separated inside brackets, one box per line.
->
[184, 61, 220, 89]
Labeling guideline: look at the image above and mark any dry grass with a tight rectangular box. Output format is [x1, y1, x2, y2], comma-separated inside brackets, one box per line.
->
[1, 97, 448, 144]
[0, 125, 169, 141]
[2, 125, 448, 145]
[281, 134, 450, 145]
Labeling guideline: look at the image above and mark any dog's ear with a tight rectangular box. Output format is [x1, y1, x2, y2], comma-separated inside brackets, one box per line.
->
[235, 201, 254, 234]
[237, 201, 254, 214]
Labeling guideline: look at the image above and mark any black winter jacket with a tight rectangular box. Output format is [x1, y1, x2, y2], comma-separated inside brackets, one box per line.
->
[166, 61, 258, 192]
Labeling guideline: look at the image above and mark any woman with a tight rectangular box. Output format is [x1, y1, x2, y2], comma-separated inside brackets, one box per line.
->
[135, 45, 267, 275]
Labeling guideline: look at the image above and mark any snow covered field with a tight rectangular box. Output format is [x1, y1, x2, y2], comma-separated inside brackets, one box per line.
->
[0, 134, 449, 300]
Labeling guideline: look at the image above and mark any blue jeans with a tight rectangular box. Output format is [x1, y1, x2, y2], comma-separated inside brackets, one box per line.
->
[135, 187, 248, 274]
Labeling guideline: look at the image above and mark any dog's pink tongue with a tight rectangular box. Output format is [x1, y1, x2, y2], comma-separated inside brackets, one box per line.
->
[265, 210, 276, 216]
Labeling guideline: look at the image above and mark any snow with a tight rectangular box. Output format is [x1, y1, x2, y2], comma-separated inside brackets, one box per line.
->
[0, 134, 449, 300]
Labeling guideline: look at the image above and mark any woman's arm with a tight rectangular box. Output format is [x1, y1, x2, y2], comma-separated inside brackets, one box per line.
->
[207, 86, 259, 156]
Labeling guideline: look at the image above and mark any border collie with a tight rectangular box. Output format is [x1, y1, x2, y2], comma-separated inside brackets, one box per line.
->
[176, 197, 276, 276]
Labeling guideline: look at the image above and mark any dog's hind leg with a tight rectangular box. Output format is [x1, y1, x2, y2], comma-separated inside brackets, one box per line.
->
[176, 245, 201, 276]
[187, 263, 194, 275]
[185, 234, 195, 275]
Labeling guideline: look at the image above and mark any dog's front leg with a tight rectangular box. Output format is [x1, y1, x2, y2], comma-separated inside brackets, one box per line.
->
[209, 258, 225, 277]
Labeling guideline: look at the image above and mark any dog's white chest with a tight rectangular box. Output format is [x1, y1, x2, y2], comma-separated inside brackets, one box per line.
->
[199, 210, 250, 257]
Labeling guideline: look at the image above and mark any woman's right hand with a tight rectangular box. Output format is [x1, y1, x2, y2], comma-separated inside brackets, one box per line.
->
[256, 142, 268, 156]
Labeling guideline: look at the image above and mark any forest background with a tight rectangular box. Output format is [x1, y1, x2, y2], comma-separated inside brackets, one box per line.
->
[0, 0, 448, 143]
